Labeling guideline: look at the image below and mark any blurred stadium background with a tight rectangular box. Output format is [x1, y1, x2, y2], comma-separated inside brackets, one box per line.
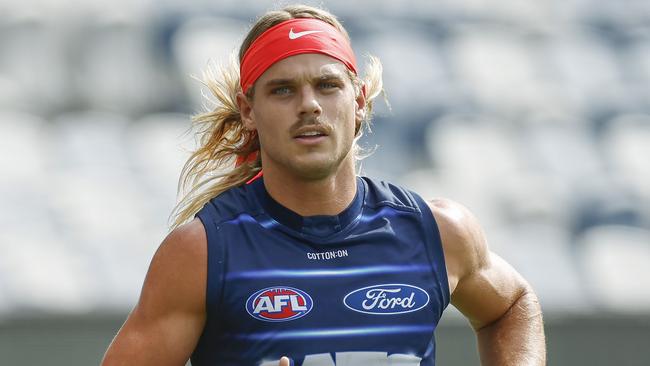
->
[1, 0, 650, 365]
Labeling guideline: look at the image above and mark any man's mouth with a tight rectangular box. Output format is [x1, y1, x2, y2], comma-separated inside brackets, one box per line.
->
[293, 125, 330, 140]
[296, 131, 327, 138]
[293, 127, 330, 144]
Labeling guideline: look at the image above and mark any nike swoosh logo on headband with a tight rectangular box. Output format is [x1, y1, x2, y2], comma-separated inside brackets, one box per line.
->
[289, 28, 324, 39]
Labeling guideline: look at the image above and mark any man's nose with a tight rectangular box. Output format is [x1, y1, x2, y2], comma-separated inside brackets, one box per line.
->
[298, 85, 322, 116]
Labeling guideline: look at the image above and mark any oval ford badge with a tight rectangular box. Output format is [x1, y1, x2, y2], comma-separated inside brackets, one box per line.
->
[343, 284, 430, 315]
[246, 286, 313, 322]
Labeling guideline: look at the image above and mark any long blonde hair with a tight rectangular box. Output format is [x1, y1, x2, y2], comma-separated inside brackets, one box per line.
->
[170, 4, 384, 229]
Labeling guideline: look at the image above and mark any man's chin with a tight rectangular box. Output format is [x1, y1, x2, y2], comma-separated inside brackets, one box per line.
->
[288, 157, 342, 181]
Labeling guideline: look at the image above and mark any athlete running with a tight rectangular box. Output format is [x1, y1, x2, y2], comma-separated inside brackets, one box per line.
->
[102, 4, 545, 365]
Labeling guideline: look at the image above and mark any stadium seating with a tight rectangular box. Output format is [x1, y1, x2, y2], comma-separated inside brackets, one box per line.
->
[1, 0, 649, 317]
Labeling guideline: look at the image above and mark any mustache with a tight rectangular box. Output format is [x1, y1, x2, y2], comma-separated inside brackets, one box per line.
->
[290, 117, 332, 134]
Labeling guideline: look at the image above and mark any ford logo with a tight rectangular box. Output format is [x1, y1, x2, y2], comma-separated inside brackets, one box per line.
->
[343, 284, 430, 315]
[246, 286, 313, 322]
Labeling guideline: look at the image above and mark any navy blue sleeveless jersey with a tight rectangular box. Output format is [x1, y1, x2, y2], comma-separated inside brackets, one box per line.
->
[191, 176, 449, 366]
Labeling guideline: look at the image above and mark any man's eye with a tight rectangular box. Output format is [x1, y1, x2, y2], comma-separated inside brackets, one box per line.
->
[319, 81, 339, 89]
[271, 86, 292, 95]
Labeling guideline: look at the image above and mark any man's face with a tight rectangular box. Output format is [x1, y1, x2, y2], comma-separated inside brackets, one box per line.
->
[240, 53, 365, 180]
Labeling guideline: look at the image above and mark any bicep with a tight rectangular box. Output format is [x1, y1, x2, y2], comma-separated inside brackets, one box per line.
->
[451, 251, 529, 330]
[429, 199, 530, 330]
[102, 219, 207, 366]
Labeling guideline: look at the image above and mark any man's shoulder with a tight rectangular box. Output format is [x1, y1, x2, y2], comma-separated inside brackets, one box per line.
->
[167, 218, 207, 244]
[426, 198, 488, 277]
[132, 218, 207, 329]
[161, 218, 208, 261]
[424, 198, 481, 242]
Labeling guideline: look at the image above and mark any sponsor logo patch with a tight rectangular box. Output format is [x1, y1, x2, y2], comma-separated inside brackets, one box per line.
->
[246, 286, 313, 322]
[343, 284, 430, 315]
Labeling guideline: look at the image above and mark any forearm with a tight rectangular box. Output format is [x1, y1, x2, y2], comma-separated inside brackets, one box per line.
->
[476, 290, 546, 366]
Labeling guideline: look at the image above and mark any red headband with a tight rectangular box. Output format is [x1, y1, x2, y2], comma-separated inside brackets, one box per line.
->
[240, 18, 358, 93]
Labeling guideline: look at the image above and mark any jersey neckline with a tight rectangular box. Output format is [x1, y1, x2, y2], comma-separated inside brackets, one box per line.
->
[250, 176, 366, 236]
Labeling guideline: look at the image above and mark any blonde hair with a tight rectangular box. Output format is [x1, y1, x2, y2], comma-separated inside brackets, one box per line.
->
[170, 4, 384, 229]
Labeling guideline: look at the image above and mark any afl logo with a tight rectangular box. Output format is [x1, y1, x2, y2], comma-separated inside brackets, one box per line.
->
[246, 286, 313, 322]
[344, 284, 430, 315]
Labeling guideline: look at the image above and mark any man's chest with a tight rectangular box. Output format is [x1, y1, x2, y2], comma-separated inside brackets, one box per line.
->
[211, 227, 442, 365]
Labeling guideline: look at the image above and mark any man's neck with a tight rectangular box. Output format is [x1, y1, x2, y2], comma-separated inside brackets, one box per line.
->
[261, 161, 357, 217]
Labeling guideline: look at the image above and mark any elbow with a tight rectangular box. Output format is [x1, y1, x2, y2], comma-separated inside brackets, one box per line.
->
[476, 288, 543, 333]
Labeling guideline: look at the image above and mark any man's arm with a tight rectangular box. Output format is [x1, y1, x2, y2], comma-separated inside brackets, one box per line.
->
[101, 218, 207, 366]
[428, 199, 546, 366]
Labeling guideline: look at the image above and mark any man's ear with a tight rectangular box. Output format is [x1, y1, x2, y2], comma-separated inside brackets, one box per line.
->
[354, 85, 367, 133]
[237, 92, 256, 131]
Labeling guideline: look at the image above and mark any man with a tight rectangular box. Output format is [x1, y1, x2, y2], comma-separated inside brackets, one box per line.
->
[102, 5, 545, 366]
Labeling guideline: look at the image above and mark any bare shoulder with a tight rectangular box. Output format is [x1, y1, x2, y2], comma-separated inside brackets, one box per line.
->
[142, 218, 208, 312]
[426, 199, 533, 331]
[101, 218, 208, 365]
[124, 218, 208, 331]
[425, 198, 489, 294]
[158, 218, 207, 265]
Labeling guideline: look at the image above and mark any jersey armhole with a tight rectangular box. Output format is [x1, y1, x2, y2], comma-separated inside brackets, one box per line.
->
[410, 192, 451, 314]
[195, 206, 227, 327]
